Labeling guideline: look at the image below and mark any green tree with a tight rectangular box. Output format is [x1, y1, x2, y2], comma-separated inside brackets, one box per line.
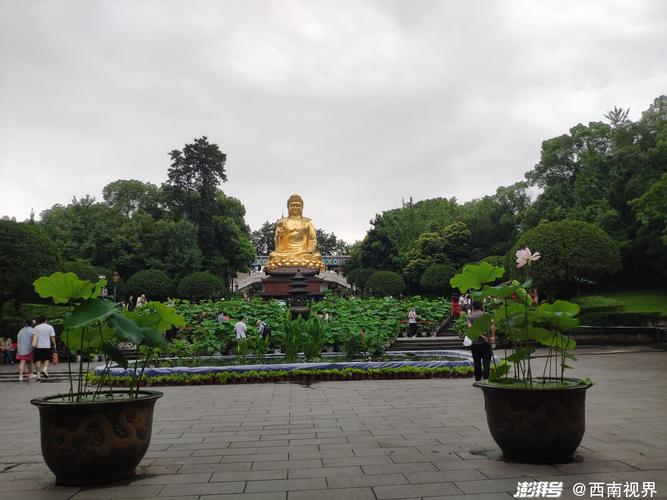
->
[357, 197, 460, 272]
[39, 196, 122, 266]
[523, 96, 667, 286]
[251, 221, 276, 255]
[102, 179, 162, 219]
[420, 263, 456, 296]
[403, 231, 445, 289]
[126, 269, 173, 301]
[208, 194, 255, 284]
[177, 272, 226, 301]
[164, 136, 227, 259]
[365, 271, 406, 297]
[402, 221, 472, 291]
[631, 172, 667, 245]
[0, 220, 59, 313]
[316, 229, 349, 255]
[114, 214, 202, 280]
[512, 220, 621, 298]
[462, 182, 530, 258]
[346, 267, 376, 292]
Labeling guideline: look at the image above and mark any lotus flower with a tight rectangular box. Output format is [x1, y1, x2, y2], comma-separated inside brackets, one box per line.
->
[516, 247, 541, 268]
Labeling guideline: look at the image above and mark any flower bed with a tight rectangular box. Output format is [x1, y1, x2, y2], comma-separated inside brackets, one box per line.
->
[88, 366, 473, 386]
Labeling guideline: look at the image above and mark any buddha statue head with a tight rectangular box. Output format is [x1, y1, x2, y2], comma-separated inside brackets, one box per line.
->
[287, 194, 304, 217]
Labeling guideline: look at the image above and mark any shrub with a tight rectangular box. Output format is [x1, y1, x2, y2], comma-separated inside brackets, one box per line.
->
[126, 269, 173, 301]
[579, 311, 665, 327]
[365, 271, 406, 297]
[511, 220, 621, 298]
[420, 263, 456, 295]
[177, 272, 226, 301]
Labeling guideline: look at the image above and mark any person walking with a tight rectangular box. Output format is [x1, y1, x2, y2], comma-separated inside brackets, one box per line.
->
[16, 321, 34, 381]
[467, 301, 496, 382]
[451, 294, 461, 319]
[234, 316, 247, 340]
[408, 307, 418, 338]
[32, 316, 56, 380]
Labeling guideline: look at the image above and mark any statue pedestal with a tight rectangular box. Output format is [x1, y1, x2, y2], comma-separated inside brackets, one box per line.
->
[261, 267, 322, 299]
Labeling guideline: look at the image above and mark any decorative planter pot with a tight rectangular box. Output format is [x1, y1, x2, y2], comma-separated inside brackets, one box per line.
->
[31, 390, 162, 486]
[420, 331, 428, 337]
[475, 379, 593, 464]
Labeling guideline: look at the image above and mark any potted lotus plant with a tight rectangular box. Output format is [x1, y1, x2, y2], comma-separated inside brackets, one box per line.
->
[450, 249, 593, 464]
[30, 272, 184, 486]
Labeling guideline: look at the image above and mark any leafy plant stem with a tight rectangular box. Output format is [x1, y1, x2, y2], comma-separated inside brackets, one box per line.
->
[135, 347, 153, 398]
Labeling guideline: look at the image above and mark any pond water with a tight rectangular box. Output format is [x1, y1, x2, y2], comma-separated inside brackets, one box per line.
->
[150, 351, 469, 368]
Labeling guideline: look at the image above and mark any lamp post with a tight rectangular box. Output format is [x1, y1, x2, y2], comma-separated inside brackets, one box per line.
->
[111, 271, 120, 303]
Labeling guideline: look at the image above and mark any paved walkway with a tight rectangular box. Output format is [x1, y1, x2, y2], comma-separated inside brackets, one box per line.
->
[1, 347, 666, 499]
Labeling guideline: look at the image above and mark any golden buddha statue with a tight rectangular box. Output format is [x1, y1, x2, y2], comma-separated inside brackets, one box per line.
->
[266, 194, 325, 272]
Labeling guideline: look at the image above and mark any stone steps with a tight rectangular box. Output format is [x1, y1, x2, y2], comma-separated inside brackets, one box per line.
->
[389, 334, 463, 351]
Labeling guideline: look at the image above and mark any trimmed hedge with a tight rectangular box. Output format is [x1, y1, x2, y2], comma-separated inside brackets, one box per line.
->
[574, 296, 625, 313]
[88, 366, 473, 386]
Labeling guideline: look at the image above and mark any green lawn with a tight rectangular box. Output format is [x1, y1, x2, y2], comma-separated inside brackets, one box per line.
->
[594, 290, 667, 314]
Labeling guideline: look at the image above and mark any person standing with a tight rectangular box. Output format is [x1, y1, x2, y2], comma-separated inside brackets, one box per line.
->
[16, 321, 34, 381]
[408, 307, 418, 338]
[467, 301, 496, 382]
[32, 316, 56, 380]
[256, 319, 268, 338]
[234, 316, 247, 340]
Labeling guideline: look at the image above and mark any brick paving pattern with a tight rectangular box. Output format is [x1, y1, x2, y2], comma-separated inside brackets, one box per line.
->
[0, 347, 665, 499]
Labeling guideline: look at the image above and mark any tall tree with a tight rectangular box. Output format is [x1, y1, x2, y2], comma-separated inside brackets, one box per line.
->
[164, 136, 228, 259]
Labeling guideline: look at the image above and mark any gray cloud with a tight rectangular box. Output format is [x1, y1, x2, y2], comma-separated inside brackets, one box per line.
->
[1, 0, 666, 243]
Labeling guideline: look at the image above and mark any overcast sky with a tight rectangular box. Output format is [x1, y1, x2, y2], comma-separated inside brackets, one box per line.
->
[1, 1, 666, 243]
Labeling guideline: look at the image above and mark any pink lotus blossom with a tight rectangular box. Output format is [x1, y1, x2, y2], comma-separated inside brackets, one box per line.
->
[516, 247, 541, 268]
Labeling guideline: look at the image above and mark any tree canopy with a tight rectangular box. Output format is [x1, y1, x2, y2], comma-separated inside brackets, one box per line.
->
[346, 95, 667, 295]
[512, 220, 621, 298]
[0, 220, 59, 311]
[36, 137, 255, 293]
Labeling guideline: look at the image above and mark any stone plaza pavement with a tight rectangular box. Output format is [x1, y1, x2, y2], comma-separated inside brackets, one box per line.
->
[1, 347, 666, 500]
